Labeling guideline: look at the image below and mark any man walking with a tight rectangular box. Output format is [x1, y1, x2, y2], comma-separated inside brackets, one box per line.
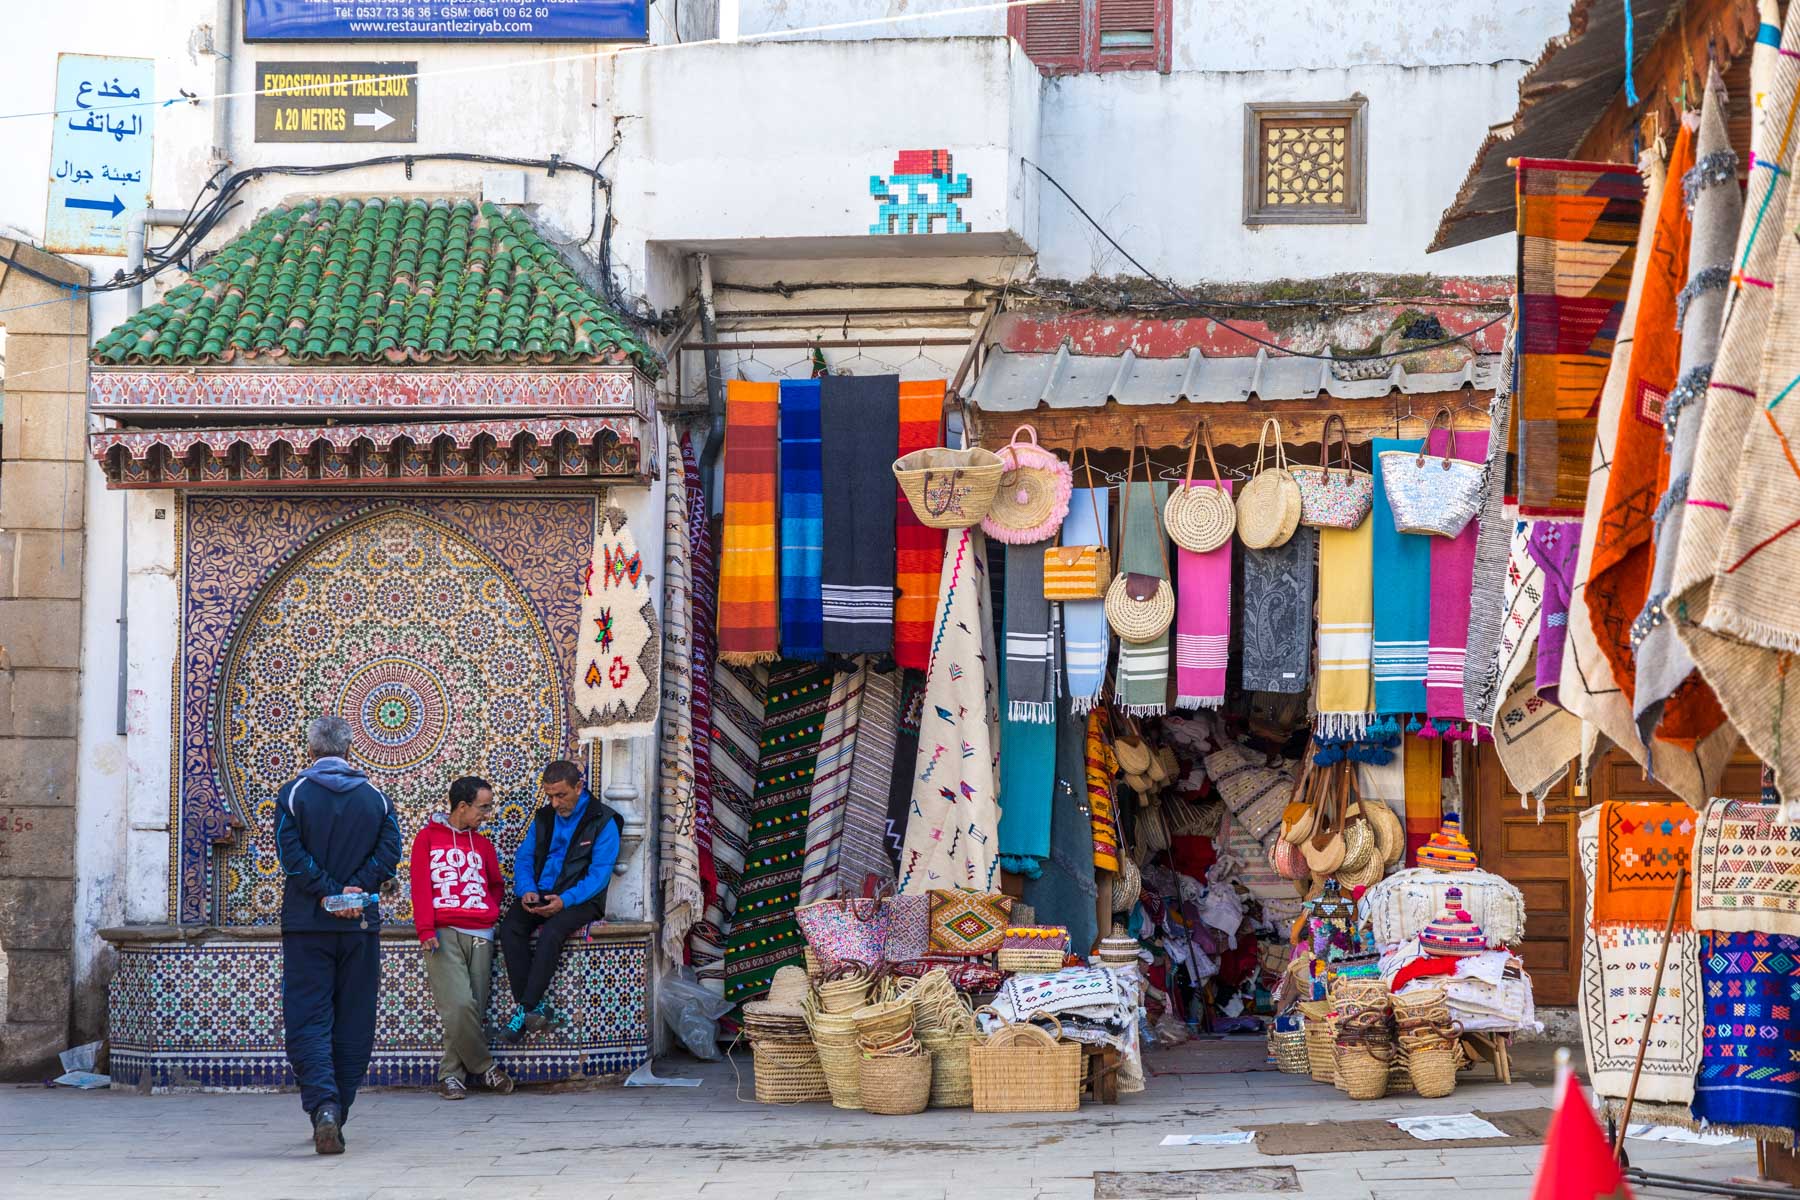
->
[498, 760, 621, 1040]
[276, 715, 403, 1155]
[409, 775, 515, 1100]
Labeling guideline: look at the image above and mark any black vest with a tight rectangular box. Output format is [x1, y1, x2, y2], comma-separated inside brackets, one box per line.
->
[529, 795, 623, 897]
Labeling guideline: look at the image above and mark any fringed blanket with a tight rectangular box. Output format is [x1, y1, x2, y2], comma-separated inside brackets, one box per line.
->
[1315, 519, 1374, 735]
[573, 503, 662, 740]
[1241, 526, 1315, 695]
[820, 374, 900, 655]
[1175, 480, 1232, 710]
[1692, 931, 1800, 1147]
[1492, 523, 1579, 808]
[684, 429, 720, 911]
[778, 379, 824, 661]
[1004, 542, 1057, 724]
[798, 661, 866, 905]
[1579, 808, 1704, 1103]
[1514, 158, 1649, 520]
[1426, 428, 1490, 722]
[1020, 699, 1101, 956]
[1117, 481, 1171, 716]
[1594, 800, 1696, 929]
[696, 663, 766, 984]
[719, 380, 781, 665]
[839, 666, 901, 898]
[1063, 487, 1112, 714]
[1372, 438, 1430, 715]
[897, 528, 1002, 894]
[724, 661, 832, 1002]
[894, 381, 947, 671]
[1693, 798, 1800, 936]
[999, 647, 1056, 876]
[657, 434, 702, 961]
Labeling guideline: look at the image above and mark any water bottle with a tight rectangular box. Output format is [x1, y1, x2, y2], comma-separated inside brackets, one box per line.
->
[323, 892, 377, 914]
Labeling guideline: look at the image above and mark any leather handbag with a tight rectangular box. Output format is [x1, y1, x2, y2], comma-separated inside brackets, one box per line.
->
[1292, 414, 1373, 530]
[1165, 418, 1236, 552]
[1236, 418, 1302, 549]
[1104, 431, 1175, 643]
[1043, 430, 1113, 600]
[1379, 407, 1485, 539]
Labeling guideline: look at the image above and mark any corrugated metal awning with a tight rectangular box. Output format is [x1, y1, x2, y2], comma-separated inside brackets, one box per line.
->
[963, 344, 1502, 412]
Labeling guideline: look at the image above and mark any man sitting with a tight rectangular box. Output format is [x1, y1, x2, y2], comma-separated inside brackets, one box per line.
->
[498, 760, 621, 1040]
[409, 775, 515, 1100]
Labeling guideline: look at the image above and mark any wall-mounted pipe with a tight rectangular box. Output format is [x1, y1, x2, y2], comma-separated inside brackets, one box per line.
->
[208, 0, 235, 170]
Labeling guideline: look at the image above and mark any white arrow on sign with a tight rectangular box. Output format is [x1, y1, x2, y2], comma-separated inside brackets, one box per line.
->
[353, 108, 395, 132]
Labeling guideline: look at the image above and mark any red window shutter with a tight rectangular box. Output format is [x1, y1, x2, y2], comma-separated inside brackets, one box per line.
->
[1011, 0, 1083, 74]
[1092, 0, 1168, 73]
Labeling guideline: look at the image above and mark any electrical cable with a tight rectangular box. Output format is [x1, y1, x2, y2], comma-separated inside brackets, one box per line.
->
[1021, 157, 1509, 362]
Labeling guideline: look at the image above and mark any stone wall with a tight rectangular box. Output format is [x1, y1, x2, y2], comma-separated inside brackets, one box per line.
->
[0, 240, 87, 1078]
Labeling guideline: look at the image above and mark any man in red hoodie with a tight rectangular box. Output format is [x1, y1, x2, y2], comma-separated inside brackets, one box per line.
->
[410, 776, 515, 1100]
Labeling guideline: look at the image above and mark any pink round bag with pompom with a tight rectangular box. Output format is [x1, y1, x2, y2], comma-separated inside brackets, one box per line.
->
[981, 424, 1073, 544]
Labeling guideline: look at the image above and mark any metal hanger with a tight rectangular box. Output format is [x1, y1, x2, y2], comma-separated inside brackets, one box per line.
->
[732, 344, 779, 381]
[833, 341, 901, 376]
[896, 340, 938, 379]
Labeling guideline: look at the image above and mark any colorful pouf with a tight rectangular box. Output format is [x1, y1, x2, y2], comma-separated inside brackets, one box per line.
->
[1417, 814, 1479, 873]
[1419, 888, 1489, 958]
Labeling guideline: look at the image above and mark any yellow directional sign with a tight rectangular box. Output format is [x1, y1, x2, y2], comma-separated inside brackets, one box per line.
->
[254, 61, 417, 143]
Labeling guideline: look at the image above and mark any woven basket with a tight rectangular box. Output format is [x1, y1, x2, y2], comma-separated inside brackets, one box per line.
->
[859, 1051, 933, 1116]
[1403, 1038, 1459, 1099]
[1236, 418, 1301, 550]
[1104, 572, 1175, 644]
[1297, 1000, 1335, 1084]
[1387, 1050, 1413, 1095]
[1270, 1025, 1309, 1075]
[920, 1029, 975, 1108]
[805, 1000, 864, 1110]
[894, 447, 1004, 530]
[970, 1011, 1083, 1113]
[819, 969, 872, 1014]
[851, 999, 915, 1045]
[752, 1041, 830, 1105]
[1166, 421, 1236, 553]
[997, 947, 1067, 973]
[1334, 1043, 1390, 1101]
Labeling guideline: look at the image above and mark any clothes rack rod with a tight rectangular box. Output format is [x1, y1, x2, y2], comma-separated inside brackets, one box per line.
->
[679, 337, 976, 352]
[716, 305, 986, 320]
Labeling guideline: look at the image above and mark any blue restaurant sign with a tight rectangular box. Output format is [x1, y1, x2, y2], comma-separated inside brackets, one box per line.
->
[244, 0, 648, 41]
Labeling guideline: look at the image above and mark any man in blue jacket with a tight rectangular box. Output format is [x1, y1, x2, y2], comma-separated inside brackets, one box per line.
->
[276, 715, 402, 1155]
[498, 759, 621, 1041]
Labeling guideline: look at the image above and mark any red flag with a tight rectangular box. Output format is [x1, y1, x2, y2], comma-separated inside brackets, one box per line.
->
[1531, 1074, 1633, 1200]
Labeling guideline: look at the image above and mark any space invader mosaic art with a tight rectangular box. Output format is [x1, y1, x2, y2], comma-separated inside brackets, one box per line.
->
[870, 149, 973, 235]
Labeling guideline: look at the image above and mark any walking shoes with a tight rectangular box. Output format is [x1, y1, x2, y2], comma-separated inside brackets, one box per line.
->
[311, 1103, 345, 1155]
[482, 1065, 516, 1094]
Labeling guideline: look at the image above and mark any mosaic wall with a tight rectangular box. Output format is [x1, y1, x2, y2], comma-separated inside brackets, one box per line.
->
[176, 495, 598, 924]
[108, 931, 651, 1089]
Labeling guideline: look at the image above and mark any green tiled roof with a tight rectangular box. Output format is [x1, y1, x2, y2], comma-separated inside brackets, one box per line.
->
[92, 197, 656, 374]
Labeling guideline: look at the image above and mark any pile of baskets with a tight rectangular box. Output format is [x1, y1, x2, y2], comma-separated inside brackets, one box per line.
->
[853, 995, 931, 1116]
[905, 970, 980, 1108]
[1393, 987, 1462, 1099]
[1330, 979, 1394, 1101]
[742, 997, 828, 1105]
[805, 964, 874, 1110]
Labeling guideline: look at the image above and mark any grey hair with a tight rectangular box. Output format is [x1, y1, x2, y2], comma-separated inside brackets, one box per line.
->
[306, 715, 353, 759]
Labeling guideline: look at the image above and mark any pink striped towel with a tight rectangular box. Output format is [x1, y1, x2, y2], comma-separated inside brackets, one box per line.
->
[1175, 480, 1233, 709]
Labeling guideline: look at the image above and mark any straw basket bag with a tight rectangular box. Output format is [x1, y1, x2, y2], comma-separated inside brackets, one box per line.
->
[921, 1029, 975, 1107]
[1292, 414, 1373, 530]
[1378, 408, 1485, 539]
[969, 1010, 1084, 1113]
[1104, 432, 1175, 644]
[818, 962, 873, 1014]
[804, 994, 865, 1110]
[859, 1050, 933, 1115]
[1165, 419, 1236, 552]
[1044, 432, 1113, 600]
[983, 424, 1072, 545]
[1236, 418, 1302, 549]
[1269, 1013, 1309, 1075]
[752, 1041, 831, 1104]
[894, 446, 1004, 530]
[1296, 999, 1335, 1084]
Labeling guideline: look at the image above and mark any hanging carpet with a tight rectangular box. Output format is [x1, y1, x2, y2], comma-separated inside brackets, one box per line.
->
[718, 380, 781, 665]
[573, 502, 661, 740]
[778, 378, 824, 661]
[819, 373, 900, 655]
[894, 380, 948, 671]
[657, 432, 702, 960]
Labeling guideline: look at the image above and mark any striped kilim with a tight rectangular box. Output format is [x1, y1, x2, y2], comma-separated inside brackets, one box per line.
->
[693, 662, 765, 985]
[838, 666, 901, 898]
[718, 381, 780, 666]
[1513, 159, 1648, 520]
[724, 661, 832, 1002]
[797, 661, 865, 905]
[893, 381, 947, 671]
[657, 427, 701, 961]
[1691, 930, 1800, 1146]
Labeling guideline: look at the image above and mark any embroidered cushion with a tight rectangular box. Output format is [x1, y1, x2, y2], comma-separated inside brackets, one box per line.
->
[926, 889, 1014, 957]
[884, 894, 931, 961]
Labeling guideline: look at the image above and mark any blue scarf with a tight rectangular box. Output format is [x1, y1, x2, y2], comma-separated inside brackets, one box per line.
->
[1372, 438, 1430, 715]
[779, 379, 823, 660]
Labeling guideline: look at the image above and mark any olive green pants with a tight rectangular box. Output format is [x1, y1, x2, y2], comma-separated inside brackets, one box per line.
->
[424, 927, 495, 1083]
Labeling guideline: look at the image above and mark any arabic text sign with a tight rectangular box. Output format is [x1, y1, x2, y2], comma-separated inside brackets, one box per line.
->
[244, 0, 648, 42]
[255, 62, 418, 142]
[46, 54, 153, 257]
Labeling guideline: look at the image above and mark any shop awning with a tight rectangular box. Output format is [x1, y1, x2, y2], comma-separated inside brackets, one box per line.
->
[91, 415, 642, 490]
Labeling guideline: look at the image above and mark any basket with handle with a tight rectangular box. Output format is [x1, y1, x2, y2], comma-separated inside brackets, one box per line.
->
[982, 424, 1073, 545]
[818, 961, 874, 1014]
[919, 1028, 976, 1107]
[751, 1041, 831, 1104]
[894, 446, 1004, 530]
[969, 1008, 1083, 1113]
[1165, 418, 1236, 552]
[1292, 413, 1373, 530]
[859, 1050, 933, 1115]
[1043, 426, 1113, 601]
[1297, 998, 1335, 1084]
[803, 994, 864, 1110]
[1235, 417, 1301, 549]
[1378, 407, 1485, 539]
[1104, 429, 1176, 643]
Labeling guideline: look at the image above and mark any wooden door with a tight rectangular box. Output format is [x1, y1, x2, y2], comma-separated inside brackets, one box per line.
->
[1471, 744, 1763, 1007]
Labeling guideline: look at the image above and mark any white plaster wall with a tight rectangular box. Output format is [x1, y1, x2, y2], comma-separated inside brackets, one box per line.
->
[122, 490, 177, 928]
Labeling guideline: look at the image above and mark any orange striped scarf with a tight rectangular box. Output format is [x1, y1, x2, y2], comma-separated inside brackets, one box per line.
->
[894, 380, 946, 670]
[718, 380, 780, 665]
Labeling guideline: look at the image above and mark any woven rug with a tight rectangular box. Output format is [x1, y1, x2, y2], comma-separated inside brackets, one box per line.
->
[1594, 801, 1697, 929]
[1315, 519, 1374, 735]
[1588, 119, 1696, 712]
[1063, 486, 1112, 714]
[1528, 522, 1580, 703]
[1241, 526, 1315, 695]
[684, 429, 720, 912]
[1579, 808, 1704, 1103]
[1691, 931, 1800, 1147]
[697, 662, 767, 983]
[1465, 371, 1518, 725]
[724, 661, 832, 1002]
[898, 528, 1001, 894]
[1175, 479, 1232, 710]
[894, 380, 947, 672]
[1085, 709, 1122, 872]
[573, 503, 661, 740]
[1117, 481, 1171, 716]
[1514, 158, 1648, 520]
[838, 665, 901, 898]
[778, 378, 824, 661]
[798, 661, 865, 905]
[1636, 69, 1741, 745]
[1491, 522, 1543, 716]
[1427, 427, 1490, 722]
[657, 432, 702, 960]
[1693, 798, 1800, 935]
[820, 374, 900, 655]
[718, 380, 780, 665]
[1371, 438, 1430, 715]
[1492, 534, 1578, 810]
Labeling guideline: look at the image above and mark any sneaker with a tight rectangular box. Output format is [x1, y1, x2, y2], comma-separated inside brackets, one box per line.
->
[438, 1076, 469, 1101]
[523, 1001, 551, 1033]
[502, 1009, 530, 1043]
[482, 1065, 516, 1095]
[311, 1104, 345, 1155]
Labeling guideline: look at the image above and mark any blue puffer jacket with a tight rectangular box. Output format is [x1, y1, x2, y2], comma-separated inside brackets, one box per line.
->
[274, 757, 403, 933]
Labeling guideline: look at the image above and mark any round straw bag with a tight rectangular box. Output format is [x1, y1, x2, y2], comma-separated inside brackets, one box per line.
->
[1104, 432, 1176, 643]
[859, 1051, 932, 1115]
[1365, 799, 1405, 868]
[1165, 419, 1236, 552]
[894, 446, 1004, 530]
[1236, 418, 1301, 549]
[1301, 768, 1347, 876]
[982, 424, 1073, 545]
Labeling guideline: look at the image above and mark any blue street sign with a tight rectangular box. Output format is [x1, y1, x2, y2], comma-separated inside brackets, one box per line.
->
[45, 54, 154, 257]
[244, 0, 648, 42]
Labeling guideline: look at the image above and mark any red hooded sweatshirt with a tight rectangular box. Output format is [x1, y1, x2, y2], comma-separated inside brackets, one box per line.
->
[409, 813, 505, 941]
